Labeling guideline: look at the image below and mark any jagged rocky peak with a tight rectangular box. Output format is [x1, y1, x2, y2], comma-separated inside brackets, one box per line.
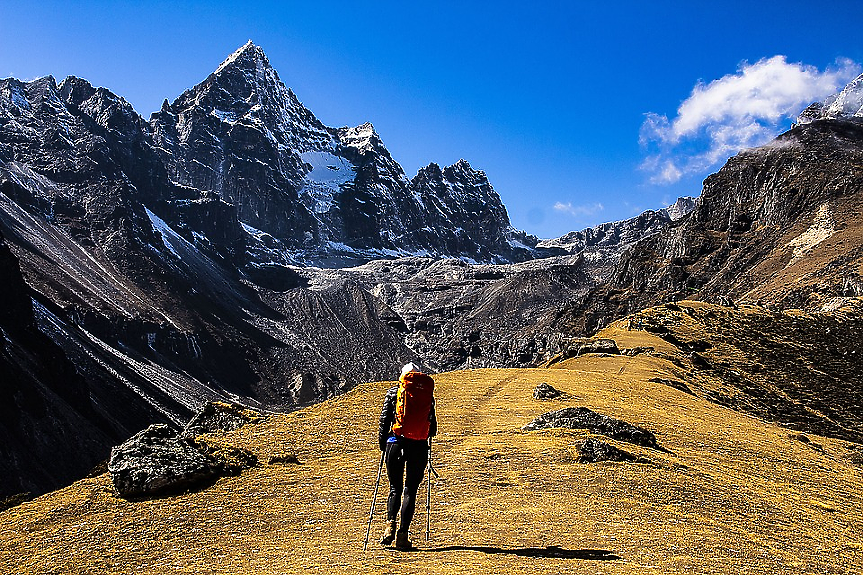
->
[214, 39, 269, 75]
[143, 41, 537, 265]
[411, 158, 508, 221]
[797, 72, 863, 124]
[152, 40, 331, 151]
[538, 197, 696, 255]
[662, 196, 697, 221]
[58, 76, 148, 139]
[336, 121, 379, 153]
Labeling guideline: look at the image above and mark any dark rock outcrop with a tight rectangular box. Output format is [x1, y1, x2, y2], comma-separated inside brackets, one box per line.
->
[108, 424, 222, 498]
[533, 382, 565, 400]
[576, 438, 640, 463]
[648, 377, 694, 395]
[108, 423, 257, 498]
[522, 407, 660, 450]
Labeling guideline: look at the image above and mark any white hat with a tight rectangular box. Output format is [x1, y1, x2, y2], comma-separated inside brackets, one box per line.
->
[400, 362, 421, 377]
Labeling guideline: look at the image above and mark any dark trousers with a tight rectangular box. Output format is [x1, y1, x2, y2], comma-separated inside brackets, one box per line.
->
[385, 437, 428, 533]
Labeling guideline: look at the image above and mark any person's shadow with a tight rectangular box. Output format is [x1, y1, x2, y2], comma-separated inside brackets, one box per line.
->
[419, 545, 619, 560]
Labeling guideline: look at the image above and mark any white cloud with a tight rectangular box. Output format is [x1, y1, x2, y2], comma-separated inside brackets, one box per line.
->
[641, 56, 861, 184]
[554, 201, 604, 217]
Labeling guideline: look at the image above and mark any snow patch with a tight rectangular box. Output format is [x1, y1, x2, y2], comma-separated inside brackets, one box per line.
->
[507, 238, 532, 251]
[146, 207, 189, 259]
[786, 203, 834, 258]
[211, 108, 237, 124]
[301, 151, 354, 184]
[299, 151, 355, 214]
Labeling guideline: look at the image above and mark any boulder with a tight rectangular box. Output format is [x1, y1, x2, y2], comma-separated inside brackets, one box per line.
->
[522, 406, 660, 449]
[577, 438, 638, 463]
[533, 382, 564, 400]
[108, 424, 220, 498]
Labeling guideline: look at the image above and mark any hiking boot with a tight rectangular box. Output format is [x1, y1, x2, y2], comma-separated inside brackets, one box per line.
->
[379, 521, 397, 545]
[395, 530, 413, 550]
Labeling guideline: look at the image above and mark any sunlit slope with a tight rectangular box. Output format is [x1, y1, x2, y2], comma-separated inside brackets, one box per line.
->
[2, 358, 862, 573]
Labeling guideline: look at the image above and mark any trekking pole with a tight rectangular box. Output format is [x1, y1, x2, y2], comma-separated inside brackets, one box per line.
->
[426, 438, 432, 541]
[363, 450, 385, 551]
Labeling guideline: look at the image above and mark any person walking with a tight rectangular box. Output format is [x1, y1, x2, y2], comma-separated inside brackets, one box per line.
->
[377, 362, 437, 550]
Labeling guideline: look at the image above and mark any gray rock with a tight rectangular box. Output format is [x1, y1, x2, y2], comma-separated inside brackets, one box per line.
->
[533, 382, 564, 400]
[522, 406, 660, 450]
[577, 438, 638, 463]
[108, 424, 219, 498]
[576, 339, 620, 356]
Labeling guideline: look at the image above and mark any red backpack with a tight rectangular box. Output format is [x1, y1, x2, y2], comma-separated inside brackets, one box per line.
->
[392, 371, 434, 441]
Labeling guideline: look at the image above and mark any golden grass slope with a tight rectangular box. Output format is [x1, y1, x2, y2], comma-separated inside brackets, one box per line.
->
[2, 311, 862, 574]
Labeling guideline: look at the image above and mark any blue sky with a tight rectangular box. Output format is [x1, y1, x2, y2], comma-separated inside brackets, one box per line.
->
[2, 1, 862, 239]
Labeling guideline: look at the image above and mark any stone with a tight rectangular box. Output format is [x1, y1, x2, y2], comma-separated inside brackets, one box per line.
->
[621, 346, 655, 356]
[268, 453, 301, 465]
[522, 407, 660, 450]
[533, 382, 565, 400]
[108, 425, 220, 498]
[577, 339, 620, 356]
[576, 438, 638, 463]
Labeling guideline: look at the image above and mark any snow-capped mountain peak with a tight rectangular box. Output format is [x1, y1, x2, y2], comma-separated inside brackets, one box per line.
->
[797, 72, 863, 124]
[145, 42, 541, 265]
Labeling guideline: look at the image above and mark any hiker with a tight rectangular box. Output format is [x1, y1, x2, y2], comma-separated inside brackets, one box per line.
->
[377, 362, 437, 549]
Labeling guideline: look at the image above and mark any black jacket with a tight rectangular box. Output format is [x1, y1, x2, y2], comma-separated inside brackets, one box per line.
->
[378, 385, 437, 451]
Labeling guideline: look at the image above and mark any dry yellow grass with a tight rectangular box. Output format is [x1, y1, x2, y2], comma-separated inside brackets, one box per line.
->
[2, 321, 862, 574]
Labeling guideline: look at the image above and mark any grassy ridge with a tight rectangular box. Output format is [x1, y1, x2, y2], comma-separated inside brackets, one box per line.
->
[1, 304, 862, 574]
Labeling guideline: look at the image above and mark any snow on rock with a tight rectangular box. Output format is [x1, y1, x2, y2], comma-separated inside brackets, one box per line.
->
[786, 203, 834, 259]
[336, 122, 378, 154]
[146, 207, 187, 259]
[537, 200, 693, 254]
[797, 73, 863, 124]
[299, 151, 356, 214]
[661, 196, 697, 221]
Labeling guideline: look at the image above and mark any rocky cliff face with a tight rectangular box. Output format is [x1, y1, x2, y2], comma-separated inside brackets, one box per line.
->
[0, 228, 162, 498]
[537, 197, 695, 254]
[553, 117, 863, 335]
